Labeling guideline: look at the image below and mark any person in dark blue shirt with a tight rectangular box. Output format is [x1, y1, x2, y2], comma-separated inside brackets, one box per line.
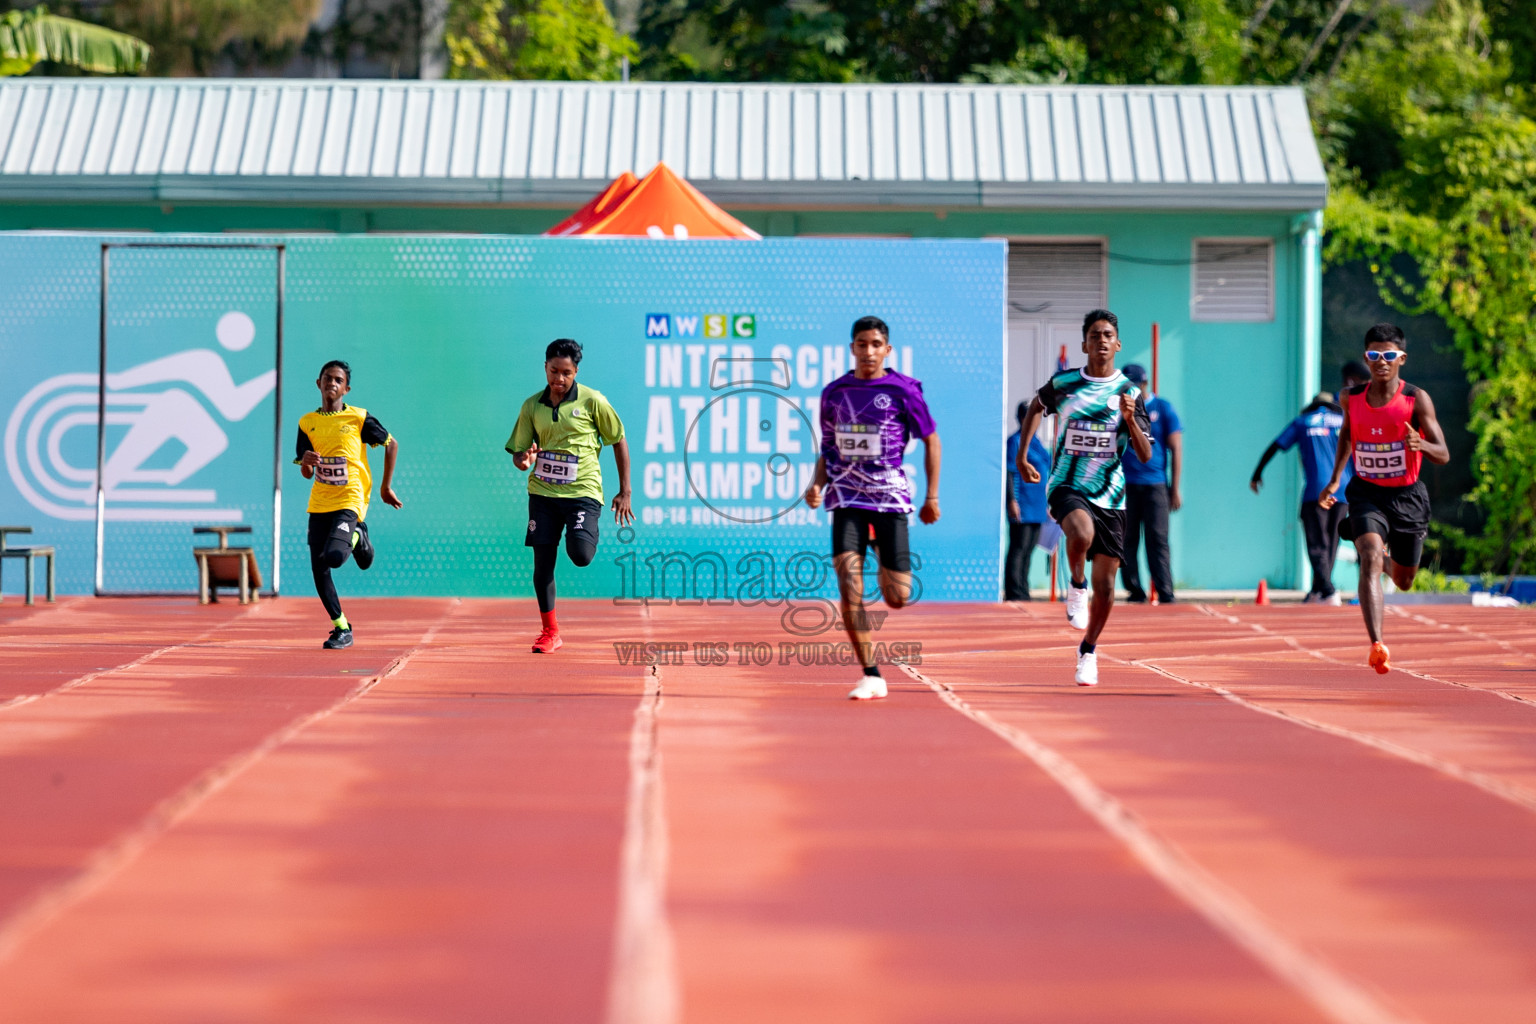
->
[1118, 364, 1182, 604]
[1005, 401, 1051, 600]
[1251, 362, 1370, 604]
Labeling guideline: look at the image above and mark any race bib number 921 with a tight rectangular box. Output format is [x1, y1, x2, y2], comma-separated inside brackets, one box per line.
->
[533, 450, 579, 485]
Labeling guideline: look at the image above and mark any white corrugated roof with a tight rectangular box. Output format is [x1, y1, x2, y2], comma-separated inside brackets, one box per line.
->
[0, 79, 1326, 210]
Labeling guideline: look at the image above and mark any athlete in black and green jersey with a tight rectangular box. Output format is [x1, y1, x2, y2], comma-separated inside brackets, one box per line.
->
[506, 338, 633, 653]
[1017, 309, 1152, 685]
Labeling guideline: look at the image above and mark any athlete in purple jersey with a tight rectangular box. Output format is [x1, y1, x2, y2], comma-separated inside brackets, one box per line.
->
[805, 316, 942, 700]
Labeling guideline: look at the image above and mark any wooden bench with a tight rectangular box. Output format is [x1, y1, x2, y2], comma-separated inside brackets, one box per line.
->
[0, 526, 55, 606]
[193, 526, 262, 605]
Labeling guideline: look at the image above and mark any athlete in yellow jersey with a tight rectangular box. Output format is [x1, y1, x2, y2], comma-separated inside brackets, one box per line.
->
[295, 360, 402, 649]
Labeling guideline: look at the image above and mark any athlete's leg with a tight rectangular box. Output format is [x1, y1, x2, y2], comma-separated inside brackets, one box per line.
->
[835, 551, 876, 664]
[1004, 521, 1027, 600]
[563, 498, 600, 568]
[532, 544, 559, 613]
[871, 513, 912, 611]
[1144, 485, 1174, 603]
[308, 513, 343, 622]
[1355, 532, 1387, 643]
[1061, 508, 1095, 585]
[1319, 503, 1346, 598]
[1018, 522, 1040, 598]
[1083, 554, 1119, 647]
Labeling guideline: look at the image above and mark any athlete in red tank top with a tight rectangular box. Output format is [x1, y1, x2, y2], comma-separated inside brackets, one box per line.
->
[1319, 324, 1450, 674]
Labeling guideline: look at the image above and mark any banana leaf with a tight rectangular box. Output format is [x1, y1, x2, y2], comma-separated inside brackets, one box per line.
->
[0, 6, 150, 76]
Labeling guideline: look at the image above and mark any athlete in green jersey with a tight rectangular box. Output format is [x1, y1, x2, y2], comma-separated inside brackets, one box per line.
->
[506, 338, 633, 653]
[1017, 309, 1152, 685]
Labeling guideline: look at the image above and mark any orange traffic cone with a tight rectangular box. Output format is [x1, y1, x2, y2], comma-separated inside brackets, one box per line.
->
[1255, 579, 1270, 606]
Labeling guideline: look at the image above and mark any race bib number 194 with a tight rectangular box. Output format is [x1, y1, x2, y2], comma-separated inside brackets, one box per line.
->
[835, 424, 883, 461]
[1354, 441, 1407, 480]
[315, 456, 349, 486]
[1062, 419, 1116, 458]
[533, 450, 579, 485]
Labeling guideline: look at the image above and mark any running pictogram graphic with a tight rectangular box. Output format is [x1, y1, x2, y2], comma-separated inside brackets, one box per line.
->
[4, 312, 275, 522]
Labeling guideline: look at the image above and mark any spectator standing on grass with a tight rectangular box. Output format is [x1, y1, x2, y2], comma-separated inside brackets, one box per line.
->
[1005, 401, 1051, 600]
[1251, 361, 1370, 605]
[1118, 364, 1181, 604]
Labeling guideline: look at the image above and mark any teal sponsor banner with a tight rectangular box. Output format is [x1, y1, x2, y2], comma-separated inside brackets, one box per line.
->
[1, 234, 1005, 602]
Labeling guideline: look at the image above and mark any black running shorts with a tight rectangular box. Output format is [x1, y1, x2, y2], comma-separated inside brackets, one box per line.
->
[831, 507, 911, 573]
[1344, 477, 1430, 568]
[1048, 486, 1125, 564]
[525, 493, 602, 548]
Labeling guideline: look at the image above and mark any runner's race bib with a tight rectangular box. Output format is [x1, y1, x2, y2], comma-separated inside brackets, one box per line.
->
[1354, 441, 1407, 481]
[835, 424, 883, 461]
[533, 450, 579, 485]
[1062, 419, 1117, 458]
[315, 456, 349, 486]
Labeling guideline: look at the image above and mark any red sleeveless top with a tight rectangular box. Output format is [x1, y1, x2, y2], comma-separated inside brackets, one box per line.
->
[1346, 381, 1422, 487]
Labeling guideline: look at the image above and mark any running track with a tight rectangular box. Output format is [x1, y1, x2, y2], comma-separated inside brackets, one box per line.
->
[0, 596, 1533, 1023]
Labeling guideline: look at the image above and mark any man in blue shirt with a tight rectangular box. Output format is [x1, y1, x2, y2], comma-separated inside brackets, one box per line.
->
[1119, 364, 1182, 604]
[1250, 362, 1370, 604]
[1005, 401, 1052, 600]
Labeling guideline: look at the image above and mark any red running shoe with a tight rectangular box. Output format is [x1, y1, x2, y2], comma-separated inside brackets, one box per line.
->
[532, 627, 563, 654]
[1369, 641, 1391, 674]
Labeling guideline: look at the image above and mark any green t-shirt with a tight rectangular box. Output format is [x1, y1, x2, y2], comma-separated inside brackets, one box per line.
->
[505, 382, 625, 502]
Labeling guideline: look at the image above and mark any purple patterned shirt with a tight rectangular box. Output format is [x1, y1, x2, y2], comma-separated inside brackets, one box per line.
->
[819, 370, 937, 513]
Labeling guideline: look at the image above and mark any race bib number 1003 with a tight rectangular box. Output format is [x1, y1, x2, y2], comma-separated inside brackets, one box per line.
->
[1062, 419, 1116, 458]
[835, 424, 883, 461]
[1354, 441, 1407, 480]
[315, 456, 349, 487]
[533, 450, 580, 485]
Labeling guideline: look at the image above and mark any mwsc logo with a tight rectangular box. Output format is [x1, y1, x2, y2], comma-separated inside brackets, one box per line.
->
[645, 313, 755, 339]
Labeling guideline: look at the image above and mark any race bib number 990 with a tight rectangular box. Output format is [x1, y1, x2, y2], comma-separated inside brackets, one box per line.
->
[1062, 419, 1116, 458]
[835, 424, 883, 461]
[315, 456, 349, 487]
[533, 450, 579, 485]
[1354, 441, 1407, 480]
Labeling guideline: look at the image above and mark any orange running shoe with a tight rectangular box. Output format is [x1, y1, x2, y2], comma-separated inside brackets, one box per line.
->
[532, 627, 563, 654]
[1369, 641, 1391, 674]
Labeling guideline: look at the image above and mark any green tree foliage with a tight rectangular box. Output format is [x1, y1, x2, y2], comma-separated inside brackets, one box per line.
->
[447, 0, 635, 80]
[0, 5, 150, 75]
[1318, 0, 1536, 571]
[87, 0, 319, 76]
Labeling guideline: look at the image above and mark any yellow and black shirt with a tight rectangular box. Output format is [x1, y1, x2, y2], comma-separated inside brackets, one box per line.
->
[294, 405, 392, 518]
[505, 382, 624, 503]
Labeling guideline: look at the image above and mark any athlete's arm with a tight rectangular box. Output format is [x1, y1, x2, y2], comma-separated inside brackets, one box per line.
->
[1167, 430, 1183, 510]
[920, 432, 941, 524]
[1122, 392, 1153, 464]
[1318, 404, 1353, 509]
[610, 438, 635, 526]
[803, 457, 828, 508]
[379, 437, 402, 509]
[1016, 398, 1046, 484]
[1409, 389, 1451, 465]
[296, 426, 317, 479]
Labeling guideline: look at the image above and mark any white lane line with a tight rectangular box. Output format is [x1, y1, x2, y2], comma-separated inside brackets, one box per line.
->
[1123, 655, 1536, 816]
[0, 603, 267, 714]
[604, 662, 680, 1024]
[899, 662, 1419, 1024]
[1198, 604, 1536, 711]
[0, 600, 462, 964]
[1385, 605, 1536, 663]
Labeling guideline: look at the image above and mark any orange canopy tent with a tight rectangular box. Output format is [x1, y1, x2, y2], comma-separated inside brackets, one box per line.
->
[544, 162, 761, 239]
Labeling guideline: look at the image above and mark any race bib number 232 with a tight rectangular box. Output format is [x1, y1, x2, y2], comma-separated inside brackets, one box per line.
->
[1062, 419, 1116, 458]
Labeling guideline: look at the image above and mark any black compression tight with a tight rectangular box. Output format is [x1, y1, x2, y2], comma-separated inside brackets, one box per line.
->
[531, 534, 597, 613]
[308, 510, 356, 621]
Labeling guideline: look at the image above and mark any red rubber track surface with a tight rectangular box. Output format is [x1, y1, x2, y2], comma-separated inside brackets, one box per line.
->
[0, 597, 1533, 1023]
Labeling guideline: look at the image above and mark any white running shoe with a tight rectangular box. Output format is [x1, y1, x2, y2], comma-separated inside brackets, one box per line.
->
[1066, 583, 1090, 630]
[848, 675, 888, 700]
[1075, 651, 1099, 686]
[1324, 593, 1343, 606]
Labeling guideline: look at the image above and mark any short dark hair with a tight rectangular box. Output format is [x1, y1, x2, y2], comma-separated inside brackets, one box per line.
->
[546, 338, 583, 364]
[851, 316, 889, 341]
[1082, 309, 1118, 337]
[1364, 323, 1405, 349]
[1342, 360, 1370, 386]
[1016, 400, 1030, 423]
[319, 359, 351, 384]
